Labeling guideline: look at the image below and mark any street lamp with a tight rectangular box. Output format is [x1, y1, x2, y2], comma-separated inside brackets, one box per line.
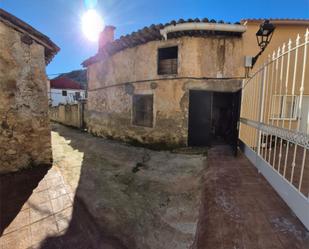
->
[252, 20, 275, 66]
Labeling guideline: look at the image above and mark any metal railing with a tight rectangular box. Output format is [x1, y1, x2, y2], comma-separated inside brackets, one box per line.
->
[240, 29, 309, 199]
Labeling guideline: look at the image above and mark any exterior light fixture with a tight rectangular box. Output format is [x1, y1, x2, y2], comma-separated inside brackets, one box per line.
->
[252, 20, 275, 67]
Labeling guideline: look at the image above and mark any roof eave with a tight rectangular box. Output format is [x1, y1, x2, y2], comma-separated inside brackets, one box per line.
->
[241, 18, 309, 26]
[0, 8, 60, 64]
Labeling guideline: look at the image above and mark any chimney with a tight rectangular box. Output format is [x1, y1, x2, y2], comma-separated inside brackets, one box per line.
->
[99, 25, 116, 52]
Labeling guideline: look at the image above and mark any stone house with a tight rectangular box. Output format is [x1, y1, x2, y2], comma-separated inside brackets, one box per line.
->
[0, 9, 59, 173]
[82, 18, 308, 149]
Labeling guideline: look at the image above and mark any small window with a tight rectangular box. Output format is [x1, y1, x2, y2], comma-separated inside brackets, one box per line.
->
[132, 94, 153, 127]
[62, 90, 67, 96]
[271, 95, 299, 120]
[158, 46, 178, 75]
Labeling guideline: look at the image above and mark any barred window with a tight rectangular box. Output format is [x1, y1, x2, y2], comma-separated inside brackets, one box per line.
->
[132, 94, 153, 127]
[62, 90, 67, 96]
[158, 46, 178, 75]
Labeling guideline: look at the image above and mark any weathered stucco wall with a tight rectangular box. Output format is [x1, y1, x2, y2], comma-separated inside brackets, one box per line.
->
[50, 103, 84, 129]
[88, 36, 244, 88]
[86, 35, 243, 147]
[86, 79, 242, 147]
[0, 21, 52, 173]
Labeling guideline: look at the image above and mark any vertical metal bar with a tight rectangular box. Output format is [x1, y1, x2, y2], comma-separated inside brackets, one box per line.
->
[291, 29, 308, 183]
[272, 48, 281, 168]
[282, 39, 293, 177]
[284, 35, 300, 177]
[251, 77, 256, 148]
[262, 56, 271, 159]
[245, 82, 249, 146]
[245, 81, 250, 146]
[254, 73, 258, 151]
[250, 78, 254, 148]
[296, 29, 308, 132]
[267, 53, 276, 162]
[298, 147, 307, 191]
[255, 72, 261, 152]
[278, 43, 286, 173]
[258, 65, 267, 156]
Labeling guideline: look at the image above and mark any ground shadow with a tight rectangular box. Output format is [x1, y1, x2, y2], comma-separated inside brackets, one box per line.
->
[0, 165, 50, 235]
[38, 122, 210, 249]
[40, 197, 127, 249]
[39, 124, 128, 249]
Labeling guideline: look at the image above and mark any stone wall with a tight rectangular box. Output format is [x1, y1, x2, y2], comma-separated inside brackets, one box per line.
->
[86, 78, 241, 148]
[86, 36, 243, 147]
[0, 21, 52, 173]
[50, 103, 84, 129]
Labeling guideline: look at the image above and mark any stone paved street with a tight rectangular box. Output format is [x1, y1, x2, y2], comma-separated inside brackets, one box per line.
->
[0, 124, 308, 249]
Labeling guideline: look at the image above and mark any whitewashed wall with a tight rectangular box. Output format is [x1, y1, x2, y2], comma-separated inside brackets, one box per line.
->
[50, 88, 86, 106]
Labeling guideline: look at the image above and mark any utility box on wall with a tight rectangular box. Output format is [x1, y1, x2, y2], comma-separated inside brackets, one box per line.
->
[244, 56, 253, 68]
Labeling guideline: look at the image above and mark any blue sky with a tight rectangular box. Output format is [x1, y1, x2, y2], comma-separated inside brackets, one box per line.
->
[1, 0, 308, 77]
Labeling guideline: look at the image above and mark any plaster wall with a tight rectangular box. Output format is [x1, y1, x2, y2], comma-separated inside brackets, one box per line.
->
[86, 36, 244, 147]
[0, 21, 52, 173]
[50, 88, 86, 106]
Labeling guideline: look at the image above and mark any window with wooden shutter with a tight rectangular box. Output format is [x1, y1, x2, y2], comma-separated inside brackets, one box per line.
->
[158, 46, 178, 75]
[132, 94, 154, 127]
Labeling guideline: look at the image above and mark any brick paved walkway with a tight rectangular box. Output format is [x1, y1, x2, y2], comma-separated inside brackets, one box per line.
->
[0, 166, 125, 249]
[195, 145, 309, 249]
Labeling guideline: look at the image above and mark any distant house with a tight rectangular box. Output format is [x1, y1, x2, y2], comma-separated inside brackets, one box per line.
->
[49, 77, 86, 106]
[56, 69, 87, 89]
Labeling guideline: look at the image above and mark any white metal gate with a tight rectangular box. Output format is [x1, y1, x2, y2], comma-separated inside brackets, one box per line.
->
[239, 29, 309, 229]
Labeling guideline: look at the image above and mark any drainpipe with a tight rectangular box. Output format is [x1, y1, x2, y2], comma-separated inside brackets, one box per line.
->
[160, 23, 247, 40]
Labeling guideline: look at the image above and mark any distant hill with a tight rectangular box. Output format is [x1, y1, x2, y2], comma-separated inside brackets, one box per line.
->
[54, 69, 87, 90]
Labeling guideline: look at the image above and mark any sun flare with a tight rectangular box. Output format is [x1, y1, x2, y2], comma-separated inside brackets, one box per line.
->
[82, 9, 104, 42]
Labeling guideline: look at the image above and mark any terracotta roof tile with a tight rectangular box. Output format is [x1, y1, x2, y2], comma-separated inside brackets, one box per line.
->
[82, 18, 243, 67]
[50, 77, 84, 90]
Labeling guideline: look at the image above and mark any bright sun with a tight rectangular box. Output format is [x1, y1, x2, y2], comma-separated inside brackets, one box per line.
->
[82, 9, 104, 42]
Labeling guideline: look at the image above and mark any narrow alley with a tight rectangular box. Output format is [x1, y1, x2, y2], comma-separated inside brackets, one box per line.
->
[1, 4, 309, 249]
[1, 124, 308, 249]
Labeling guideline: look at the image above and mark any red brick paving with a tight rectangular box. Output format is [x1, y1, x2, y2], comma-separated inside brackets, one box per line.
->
[195, 145, 309, 249]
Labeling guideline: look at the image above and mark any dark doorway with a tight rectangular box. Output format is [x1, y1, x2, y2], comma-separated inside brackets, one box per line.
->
[188, 90, 212, 146]
[188, 90, 241, 153]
